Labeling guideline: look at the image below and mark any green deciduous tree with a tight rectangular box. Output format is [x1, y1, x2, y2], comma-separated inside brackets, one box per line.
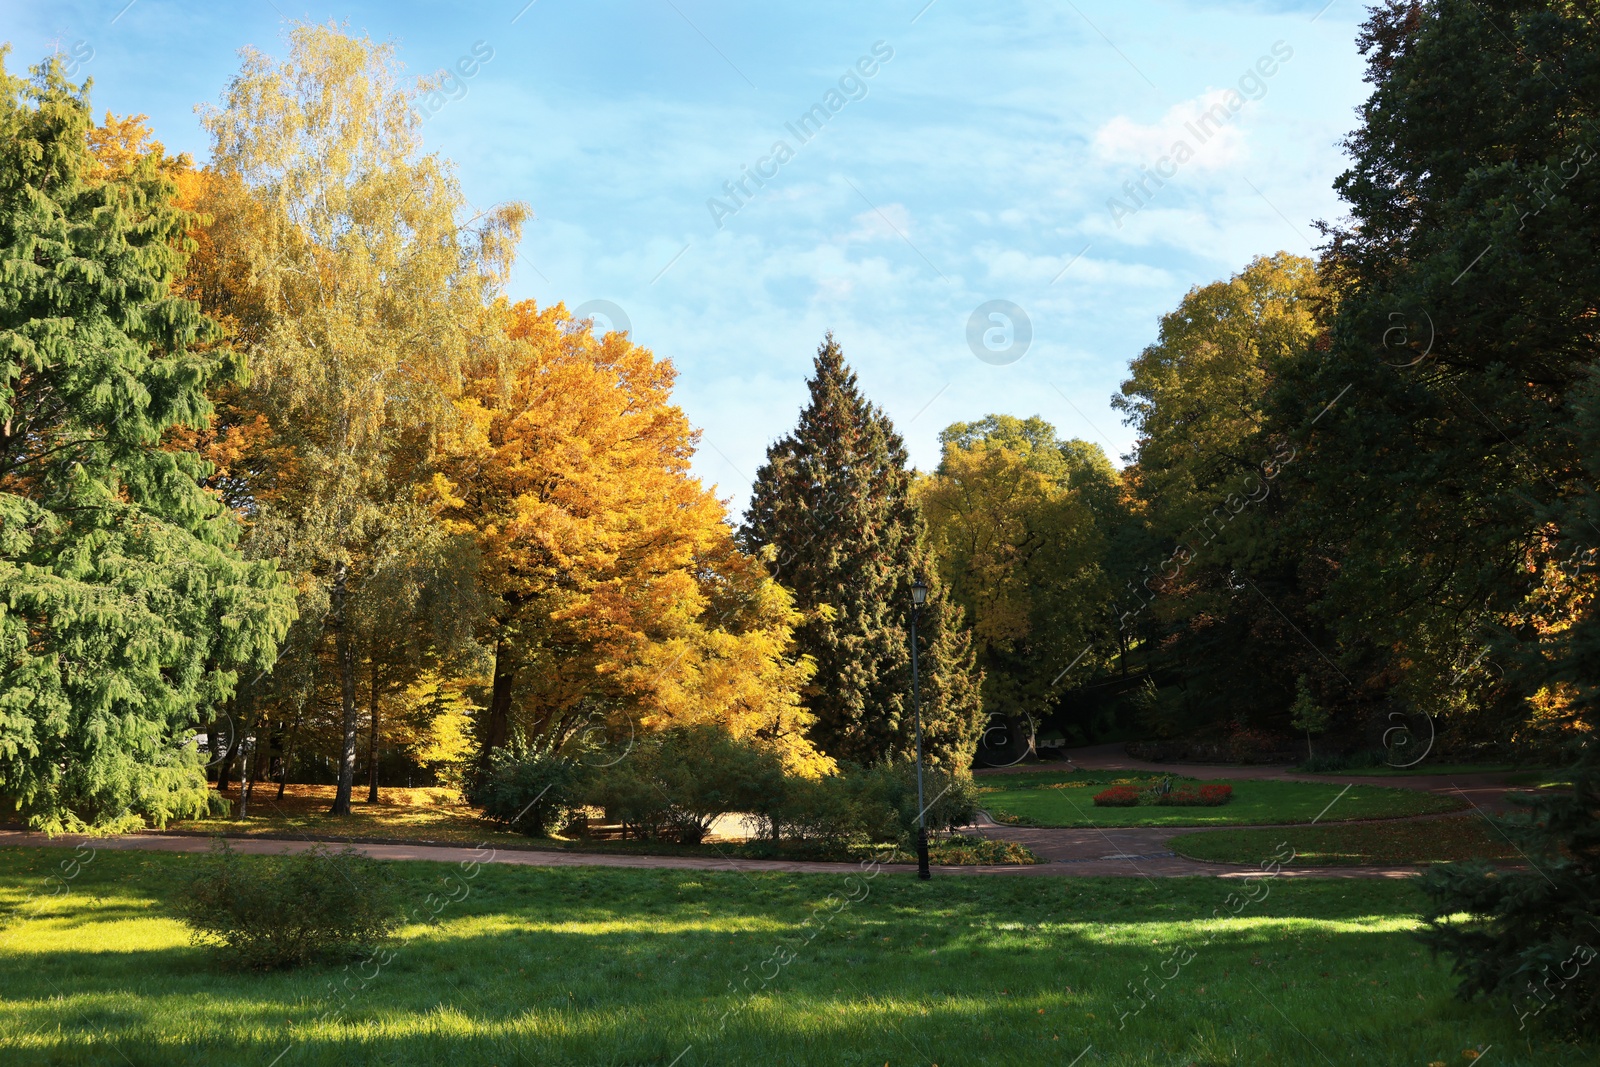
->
[0, 53, 293, 833]
[1112, 252, 1332, 741]
[740, 334, 983, 768]
[918, 415, 1117, 727]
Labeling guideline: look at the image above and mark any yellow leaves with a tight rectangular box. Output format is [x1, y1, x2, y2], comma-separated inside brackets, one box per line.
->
[435, 299, 826, 772]
[86, 111, 188, 183]
[402, 671, 478, 768]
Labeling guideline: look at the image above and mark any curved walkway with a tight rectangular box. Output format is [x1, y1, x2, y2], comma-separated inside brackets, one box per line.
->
[0, 825, 1425, 880]
[0, 745, 1523, 881]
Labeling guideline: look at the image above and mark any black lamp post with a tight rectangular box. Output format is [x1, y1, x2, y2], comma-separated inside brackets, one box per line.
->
[910, 577, 931, 880]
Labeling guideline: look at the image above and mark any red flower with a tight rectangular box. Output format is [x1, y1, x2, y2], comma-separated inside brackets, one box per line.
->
[1093, 786, 1142, 807]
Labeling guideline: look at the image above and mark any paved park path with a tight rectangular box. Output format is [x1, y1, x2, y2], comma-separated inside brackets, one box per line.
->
[1, 744, 1525, 880]
[0, 825, 1422, 880]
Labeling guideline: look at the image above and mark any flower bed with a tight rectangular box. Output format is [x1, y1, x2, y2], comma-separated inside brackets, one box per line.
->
[1092, 783, 1234, 807]
[1159, 784, 1233, 807]
[1092, 786, 1142, 807]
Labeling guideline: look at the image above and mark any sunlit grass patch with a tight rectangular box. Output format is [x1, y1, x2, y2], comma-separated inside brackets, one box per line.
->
[1171, 816, 1522, 867]
[980, 771, 1464, 827]
[0, 847, 1593, 1065]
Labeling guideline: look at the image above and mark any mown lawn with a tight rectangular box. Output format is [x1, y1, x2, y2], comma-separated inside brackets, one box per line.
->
[1, 847, 1592, 1065]
[979, 771, 1465, 827]
[1307, 763, 1516, 777]
[1171, 815, 1524, 867]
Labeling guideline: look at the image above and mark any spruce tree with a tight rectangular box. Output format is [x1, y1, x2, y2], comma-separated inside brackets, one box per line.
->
[0, 55, 293, 832]
[741, 334, 982, 768]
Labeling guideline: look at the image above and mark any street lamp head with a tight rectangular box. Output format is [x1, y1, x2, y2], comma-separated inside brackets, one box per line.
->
[910, 578, 928, 607]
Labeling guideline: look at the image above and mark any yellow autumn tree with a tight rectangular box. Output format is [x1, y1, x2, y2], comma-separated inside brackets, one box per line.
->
[916, 418, 1114, 724]
[197, 22, 526, 814]
[433, 301, 828, 777]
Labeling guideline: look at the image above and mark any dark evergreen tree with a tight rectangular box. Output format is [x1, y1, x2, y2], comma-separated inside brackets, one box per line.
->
[1265, 0, 1600, 748]
[741, 334, 982, 768]
[1417, 753, 1600, 1034]
[0, 55, 294, 832]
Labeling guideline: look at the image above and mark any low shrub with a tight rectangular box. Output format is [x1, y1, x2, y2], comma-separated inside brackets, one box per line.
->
[928, 834, 1041, 865]
[849, 761, 980, 842]
[173, 840, 403, 969]
[471, 747, 580, 837]
[582, 724, 786, 844]
[1297, 751, 1384, 773]
[1093, 786, 1141, 807]
[751, 774, 872, 852]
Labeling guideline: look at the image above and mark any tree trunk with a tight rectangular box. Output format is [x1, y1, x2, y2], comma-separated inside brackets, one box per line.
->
[479, 633, 516, 771]
[205, 719, 221, 783]
[276, 739, 293, 801]
[216, 731, 238, 793]
[330, 564, 359, 816]
[367, 660, 381, 804]
[239, 742, 255, 819]
[277, 696, 308, 802]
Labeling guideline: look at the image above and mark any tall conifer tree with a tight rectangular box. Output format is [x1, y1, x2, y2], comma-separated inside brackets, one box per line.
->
[741, 335, 982, 768]
[0, 55, 293, 832]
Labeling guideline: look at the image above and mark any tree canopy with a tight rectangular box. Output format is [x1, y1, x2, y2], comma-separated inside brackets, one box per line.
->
[0, 53, 292, 832]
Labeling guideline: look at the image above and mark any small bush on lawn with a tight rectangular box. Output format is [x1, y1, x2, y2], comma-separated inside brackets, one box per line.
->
[174, 840, 403, 969]
[749, 773, 872, 853]
[470, 745, 580, 837]
[850, 761, 980, 842]
[1159, 784, 1234, 807]
[583, 724, 785, 844]
[1093, 786, 1141, 807]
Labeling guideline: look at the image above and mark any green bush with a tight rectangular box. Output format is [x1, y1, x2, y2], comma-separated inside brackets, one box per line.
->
[470, 747, 579, 837]
[1296, 750, 1384, 773]
[173, 840, 403, 969]
[928, 834, 1040, 865]
[848, 761, 979, 843]
[582, 724, 785, 844]
[750, 773, 873, 852]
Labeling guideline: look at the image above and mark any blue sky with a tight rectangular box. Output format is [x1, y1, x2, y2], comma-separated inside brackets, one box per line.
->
[6, 0, 1372, 518]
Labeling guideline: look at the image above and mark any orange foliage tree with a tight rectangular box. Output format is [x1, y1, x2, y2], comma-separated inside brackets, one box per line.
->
[433, 301, 828, 777]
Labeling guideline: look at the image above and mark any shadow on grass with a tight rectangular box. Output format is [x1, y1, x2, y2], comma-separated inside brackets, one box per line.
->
[2, 848, 1596, 1065]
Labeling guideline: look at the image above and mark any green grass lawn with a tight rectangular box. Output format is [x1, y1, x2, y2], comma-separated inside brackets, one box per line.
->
[1, 847, 1592, 1066]
[1501, 771, 1574, 789]
[979, 771, 1465, 827]
[1170, 815, 1524, 867]
[1306, 763, 1516, 777]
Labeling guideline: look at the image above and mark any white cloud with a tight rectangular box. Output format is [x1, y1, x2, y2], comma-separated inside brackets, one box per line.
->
[846, 203, 915, 243]
[1091, 89, 1253, 172]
